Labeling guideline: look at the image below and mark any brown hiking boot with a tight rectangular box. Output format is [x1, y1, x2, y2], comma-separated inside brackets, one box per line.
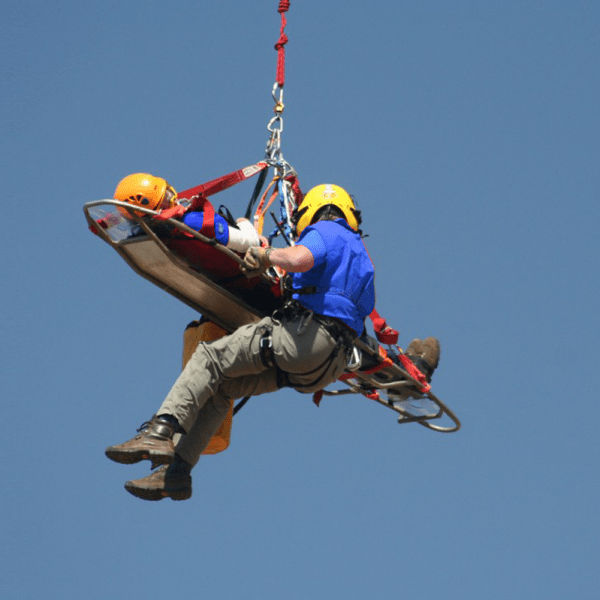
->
[125, 460, 192, 501]
[105, 417, 175, 466]
[406, 337, 441, 382]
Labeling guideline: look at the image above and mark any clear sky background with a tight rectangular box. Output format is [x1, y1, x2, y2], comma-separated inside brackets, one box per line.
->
[3, 1, 599, 598]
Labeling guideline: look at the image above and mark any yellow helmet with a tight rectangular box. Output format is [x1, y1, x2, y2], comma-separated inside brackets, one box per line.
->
[294, 184, 360, 236]
[114, 173, 178, 214]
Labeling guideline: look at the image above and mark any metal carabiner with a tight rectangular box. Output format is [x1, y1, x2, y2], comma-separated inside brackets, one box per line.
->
[272, 82, 284, 114]
[297, 310, 313, 334]
[346, 346, 362, 372]
[265, 119, 283, 164]
[267, 114, 284, 135]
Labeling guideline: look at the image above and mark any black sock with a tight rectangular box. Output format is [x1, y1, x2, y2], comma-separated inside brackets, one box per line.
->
[157, 413, 185, 434]
[174, 454, 193, 472]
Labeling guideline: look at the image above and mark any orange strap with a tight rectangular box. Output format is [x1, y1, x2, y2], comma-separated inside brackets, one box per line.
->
[253, 178, 279, 235]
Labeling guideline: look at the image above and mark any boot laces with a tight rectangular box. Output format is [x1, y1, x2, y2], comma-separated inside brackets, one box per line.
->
[150, 460, 169, 471]
[136, 418, 155, 434]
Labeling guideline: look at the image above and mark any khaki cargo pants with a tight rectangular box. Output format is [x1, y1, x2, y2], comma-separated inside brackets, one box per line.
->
[159, 314, 350, 466]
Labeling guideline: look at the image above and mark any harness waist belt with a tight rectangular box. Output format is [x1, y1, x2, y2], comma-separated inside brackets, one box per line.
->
[282, 300, 356, 343]
[312, 313, 357, 343]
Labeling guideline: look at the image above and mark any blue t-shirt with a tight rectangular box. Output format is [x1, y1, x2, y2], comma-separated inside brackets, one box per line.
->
[182, 211, 230, 246]
[292, 219, 375, 335]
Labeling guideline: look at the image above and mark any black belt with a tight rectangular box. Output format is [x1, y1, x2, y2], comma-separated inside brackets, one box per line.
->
[280, 300, 357, 341]
[312, 313, 357, 345]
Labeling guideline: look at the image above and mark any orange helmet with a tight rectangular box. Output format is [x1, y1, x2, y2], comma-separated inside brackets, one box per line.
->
[293, 184, 361, 236]
[114, 173, 178, 214]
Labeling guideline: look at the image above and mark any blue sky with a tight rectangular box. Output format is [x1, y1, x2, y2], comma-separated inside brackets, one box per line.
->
[3, 1, 599, 599]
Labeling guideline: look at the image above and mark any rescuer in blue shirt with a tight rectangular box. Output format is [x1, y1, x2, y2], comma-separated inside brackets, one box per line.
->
[105, 184, 440, 501]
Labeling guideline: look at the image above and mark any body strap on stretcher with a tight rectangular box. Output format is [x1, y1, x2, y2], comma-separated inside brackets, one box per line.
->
[153, 162, 270, 239]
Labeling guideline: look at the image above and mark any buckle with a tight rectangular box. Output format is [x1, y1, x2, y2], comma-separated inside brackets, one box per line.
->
[259, 331, 275, 368]
[259, 334, 273, 351]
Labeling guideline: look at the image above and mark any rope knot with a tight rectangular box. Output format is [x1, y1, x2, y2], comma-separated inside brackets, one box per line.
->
[274, 33, 289, 51]
[278, 0, 290, 13]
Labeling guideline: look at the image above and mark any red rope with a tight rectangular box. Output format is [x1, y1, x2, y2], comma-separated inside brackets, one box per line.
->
[275, 1, 290, 87]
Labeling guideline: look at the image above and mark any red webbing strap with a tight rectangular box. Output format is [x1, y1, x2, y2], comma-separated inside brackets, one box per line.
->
[369, 308, 399, 345]
[286, 173, 303, 204]
[313, 390, 324, 407]
[312, 347, 431, 407]
[398, 354, 431, 394]
[314, 347, 393, 406]
[177, 162, 268, 204]
[153, 198, 215, 237]
[338, 347, 393, 380]
[89, 218, 108, 234]
[275, 1, 290, 87]
[153, 204, 186, 221]
[194, 196, 215, 238]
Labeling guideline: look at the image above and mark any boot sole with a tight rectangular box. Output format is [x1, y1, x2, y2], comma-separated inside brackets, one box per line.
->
[105, 447, 174, 465]
[124, 482, 191, 501]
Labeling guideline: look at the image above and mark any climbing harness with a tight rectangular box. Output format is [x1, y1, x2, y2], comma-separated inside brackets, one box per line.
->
[257, 301, 356, 392]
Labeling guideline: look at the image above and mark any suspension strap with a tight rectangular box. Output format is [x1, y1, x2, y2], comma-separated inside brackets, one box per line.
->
[286, 172, 303, 204]
[177, 162, 268, 207]
[154, 162, 268, 232]
[245, 165, 270, 220]
[253, 178, 280, 235]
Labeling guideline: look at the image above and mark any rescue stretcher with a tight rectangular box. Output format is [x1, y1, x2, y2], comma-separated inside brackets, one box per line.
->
[83, 199, 461, 433]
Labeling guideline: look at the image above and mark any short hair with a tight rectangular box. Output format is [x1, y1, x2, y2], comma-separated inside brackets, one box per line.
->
[312, 204, 345, 224]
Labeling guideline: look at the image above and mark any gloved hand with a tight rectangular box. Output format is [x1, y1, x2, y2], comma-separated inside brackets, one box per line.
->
[241, 247, 273, 278]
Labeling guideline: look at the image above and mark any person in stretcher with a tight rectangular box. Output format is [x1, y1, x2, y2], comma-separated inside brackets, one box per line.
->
[113, 172, 268, 252]
[111, 173, 280, 310]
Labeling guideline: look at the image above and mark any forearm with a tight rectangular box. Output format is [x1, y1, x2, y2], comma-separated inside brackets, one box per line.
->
[268, 245, 314, 273]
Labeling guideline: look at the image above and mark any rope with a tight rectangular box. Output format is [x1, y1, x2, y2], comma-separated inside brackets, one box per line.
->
[275, 1, 290, 87]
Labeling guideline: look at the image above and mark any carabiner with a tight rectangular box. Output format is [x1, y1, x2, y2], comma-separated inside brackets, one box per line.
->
[297, 310, 313, 334]
[272, 82, 284, 114]
[346, 346, 362, 372]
